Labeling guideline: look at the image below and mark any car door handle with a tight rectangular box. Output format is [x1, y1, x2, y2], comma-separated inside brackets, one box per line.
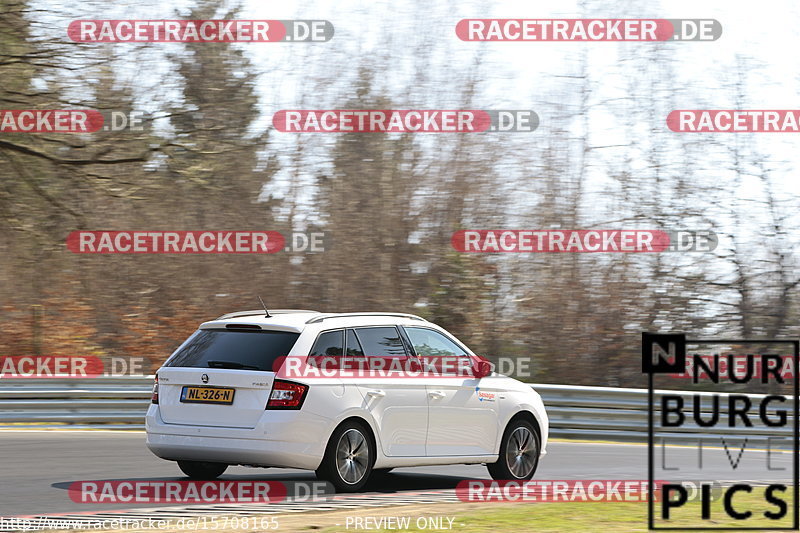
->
[429, 390, 446, 399]
[366, 390, 386, 398]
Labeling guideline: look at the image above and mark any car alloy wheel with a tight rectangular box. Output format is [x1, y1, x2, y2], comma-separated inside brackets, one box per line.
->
[487, 418, 540, 481]
[505, 426, 537, 478]
[316, 420, 375, 492]
[336, 428, 369, 484]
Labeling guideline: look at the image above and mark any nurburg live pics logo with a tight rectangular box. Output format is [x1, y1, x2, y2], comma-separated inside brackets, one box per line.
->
[643, 332, 800, 530]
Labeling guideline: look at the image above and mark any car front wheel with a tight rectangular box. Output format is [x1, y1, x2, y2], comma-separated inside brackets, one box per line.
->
[487, 419, 540, 480]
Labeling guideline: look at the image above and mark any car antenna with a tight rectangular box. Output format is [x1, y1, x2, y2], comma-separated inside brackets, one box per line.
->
[257, 296, 272, 318]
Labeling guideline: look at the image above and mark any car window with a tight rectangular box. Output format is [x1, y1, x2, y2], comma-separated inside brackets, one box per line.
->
[354, 327, 407, 358]
[309, 330, 344, 357]
[403, 327, 468, 358]
[165, 329, 300, 371]
[345, 329, 364, 356]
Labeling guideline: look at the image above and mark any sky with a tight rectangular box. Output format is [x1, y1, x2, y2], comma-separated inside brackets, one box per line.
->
[24, 0, 800, 228]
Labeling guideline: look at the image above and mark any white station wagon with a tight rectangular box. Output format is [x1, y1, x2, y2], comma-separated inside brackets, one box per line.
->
[146, 310, 548, 491]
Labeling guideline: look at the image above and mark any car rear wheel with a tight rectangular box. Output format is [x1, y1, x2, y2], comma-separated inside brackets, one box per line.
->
[316, 421, 374, 492]
[487, 419, 540, 480]
[178, 460, 228, 480]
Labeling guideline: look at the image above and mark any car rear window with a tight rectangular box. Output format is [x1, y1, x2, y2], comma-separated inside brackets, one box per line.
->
[165, 329, 300, 371]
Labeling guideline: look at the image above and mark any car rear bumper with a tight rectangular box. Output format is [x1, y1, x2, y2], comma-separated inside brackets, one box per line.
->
[145, 405, 328, 470]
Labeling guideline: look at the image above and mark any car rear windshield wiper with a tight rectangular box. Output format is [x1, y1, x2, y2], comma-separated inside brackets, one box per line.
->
[206, 360, 260, 370]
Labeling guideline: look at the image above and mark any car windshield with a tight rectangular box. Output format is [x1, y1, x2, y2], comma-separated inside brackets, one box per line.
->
[165, 329, 299, 371]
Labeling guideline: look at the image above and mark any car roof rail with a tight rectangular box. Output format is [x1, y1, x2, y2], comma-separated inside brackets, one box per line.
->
[217, 309, 321, 320]
[305, 312, 427, 324]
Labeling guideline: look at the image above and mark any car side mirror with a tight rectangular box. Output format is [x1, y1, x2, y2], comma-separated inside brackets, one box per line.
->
[472, 359, 493, 379]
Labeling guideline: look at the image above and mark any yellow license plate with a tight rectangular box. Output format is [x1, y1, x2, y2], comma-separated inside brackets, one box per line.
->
[180, 386, 235, 405]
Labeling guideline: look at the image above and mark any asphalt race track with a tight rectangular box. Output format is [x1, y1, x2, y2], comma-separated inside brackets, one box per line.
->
[0, 430, 793, 517]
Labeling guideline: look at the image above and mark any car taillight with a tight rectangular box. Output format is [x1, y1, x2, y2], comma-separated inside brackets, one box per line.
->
[266, 380, 308, 409]
[151, 375, 159, 404]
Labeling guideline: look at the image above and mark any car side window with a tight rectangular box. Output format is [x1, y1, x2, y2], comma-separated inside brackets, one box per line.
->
[345, 329, 364, 357]
[403, 327, 468, 358]
[309, 330, 344, 357]
[354, 327, 407, 358]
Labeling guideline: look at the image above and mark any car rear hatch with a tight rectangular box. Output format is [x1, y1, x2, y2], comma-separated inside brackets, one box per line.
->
[156, 326, 300, 429]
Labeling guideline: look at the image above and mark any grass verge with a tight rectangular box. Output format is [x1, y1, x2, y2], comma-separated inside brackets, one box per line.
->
[50, 486, 795, 533]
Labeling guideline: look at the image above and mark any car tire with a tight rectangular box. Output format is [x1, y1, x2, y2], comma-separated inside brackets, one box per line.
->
[316, 420, 375, 492]
[177, 460, 228, 480]
[487, 419, 540, 481]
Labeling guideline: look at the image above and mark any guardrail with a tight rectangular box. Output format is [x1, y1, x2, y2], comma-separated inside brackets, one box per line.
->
[0, 378, 792, 442]
[0, 376, 152, 428]
[540, 383, 792, 443]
